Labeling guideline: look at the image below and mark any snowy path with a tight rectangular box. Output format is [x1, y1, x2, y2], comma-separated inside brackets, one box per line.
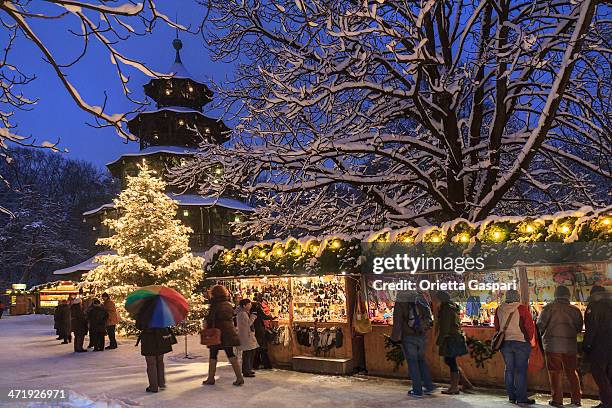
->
[0, 315, 600, 408]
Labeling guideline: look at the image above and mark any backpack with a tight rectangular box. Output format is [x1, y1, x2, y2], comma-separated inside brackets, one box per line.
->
[406, 303, 432, 334]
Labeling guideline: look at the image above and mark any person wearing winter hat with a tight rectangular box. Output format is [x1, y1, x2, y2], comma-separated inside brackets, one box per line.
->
[494, 289, 536, 405]
[537, 286, 583, 407]
[584, 285, 612, 408]
[391, 290, 435, 397]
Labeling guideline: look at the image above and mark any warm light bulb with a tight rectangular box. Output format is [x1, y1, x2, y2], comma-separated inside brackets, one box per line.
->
[215, 168, 222, 175]
[492, 230, 502, 240]
[178, 119, 185, 126]
[165, 89, 171, 95]
[293, 248, 302, 256]
[275, 248, 283, 256]
[310, 244, 319, 253]
[234, 216, 240, 223]
[259, 251, 266, 258]
[560, 225, 571, 234]
[525, 225, 534, 233]
[183, 210, 189, 217]
[602, 218, 611, 226]
[402, 236, 414, 243]
[224, 253, 232, 262]
[430, 235, 441, 243]
[458, 233, 470, 243]
[188, 85, 194, 92]
[331, 240, 341, 249]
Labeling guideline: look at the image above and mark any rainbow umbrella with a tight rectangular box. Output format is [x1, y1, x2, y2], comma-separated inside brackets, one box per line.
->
[125, 286, 189, 328]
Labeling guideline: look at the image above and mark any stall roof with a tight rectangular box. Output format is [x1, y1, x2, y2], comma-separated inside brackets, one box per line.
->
[52, 251, 113, 275]
[83, 194, 254, 217]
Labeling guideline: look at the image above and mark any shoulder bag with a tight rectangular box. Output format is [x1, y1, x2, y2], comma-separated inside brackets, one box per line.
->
[200, 307, 222, 346]
[491, 310, 515, 352]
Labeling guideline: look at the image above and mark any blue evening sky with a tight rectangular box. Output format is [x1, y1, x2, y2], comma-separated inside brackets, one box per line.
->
[10, 3, 232, 169]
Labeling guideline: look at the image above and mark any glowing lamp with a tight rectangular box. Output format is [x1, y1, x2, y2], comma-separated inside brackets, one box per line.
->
[258, 251, 267, 258]
[331, 240, 342, 249]
[430, 235, 441, 243]
[293, 248, 302, 256]
[458, 233, 470, 243]
[183, 210, 189, 217]
[223, 253, 233, 262]
[274, 248, 283, 256]
[165, 89, 171, 95]
[178, 119, 185, 126]
[234, 216, 241, 223]
[309, 244, 319, 253]
[215, 168, 222, 175]
[188, 85, 194, 92]
[560, 225, 571, 234]
[402, 236, 414, 243]
[525, 224, 534, 233]
[602, 218, 611, 226]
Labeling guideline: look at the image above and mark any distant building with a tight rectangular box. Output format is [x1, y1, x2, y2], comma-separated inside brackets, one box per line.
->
[54, 38, 252, 279]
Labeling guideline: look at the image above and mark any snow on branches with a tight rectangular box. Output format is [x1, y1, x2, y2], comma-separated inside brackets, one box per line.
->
[171, 0, 611, 239]
[0, 0, 186, 148]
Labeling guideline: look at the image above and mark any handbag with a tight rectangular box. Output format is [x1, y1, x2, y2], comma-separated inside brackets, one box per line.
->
[491, 310, 515, 352]
[353, 290, 372, 334]
[160, 328, 178, 348]
[200, 308, 222, 346]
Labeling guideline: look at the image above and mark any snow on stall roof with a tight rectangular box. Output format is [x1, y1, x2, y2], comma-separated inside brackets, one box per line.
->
[83, 194, 254, 217]
[106, 145, 198, 167]
[52, 251, 114, 275]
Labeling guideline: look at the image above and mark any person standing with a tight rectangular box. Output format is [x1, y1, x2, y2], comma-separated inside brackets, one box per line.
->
[57, 300, 72, 344]
[435, 290, 468, 395]
[87, 299, 108, 351]
[537, 285, 583, 407]
[202, 285, 243, 386]
[101, 293, 119, 349]
[236, 299, 259, 378]
[0, 300, 4, 319]
[495, 289, 536, 405]
[82, 296, 95, 349]
[584, 286, 612, 408]
[252, 297, 273, 370]
[391, 290, 436, 397]
[70, 298, 88, 352]
[137, 326, 174, 393]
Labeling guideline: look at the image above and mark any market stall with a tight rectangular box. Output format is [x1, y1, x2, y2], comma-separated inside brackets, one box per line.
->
[204, 208, 610, 391]
[4, 284, 36, 315]
[206, 274, 358, 374]
[31, 281, 79, 314]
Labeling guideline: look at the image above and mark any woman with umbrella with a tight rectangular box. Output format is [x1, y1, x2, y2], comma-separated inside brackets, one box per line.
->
[126, 286, 184, 393]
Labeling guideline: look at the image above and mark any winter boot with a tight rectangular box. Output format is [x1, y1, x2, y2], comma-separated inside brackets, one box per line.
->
[442, 372, 460, 395]
[459, 367, 474, 393]
[202, 359, 217, 385]
[229, 356, 244, 386]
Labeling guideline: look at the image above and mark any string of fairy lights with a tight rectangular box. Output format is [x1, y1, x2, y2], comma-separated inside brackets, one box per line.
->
[205, 209, 611, 278]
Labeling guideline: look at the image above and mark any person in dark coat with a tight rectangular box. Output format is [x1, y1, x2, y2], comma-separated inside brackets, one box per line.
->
[251, 299, 273, 370]
[56, 300, 72, 344]
[537, 285, 583, 407]
[137, 325, 174, 393]
[70, 298, 88, 352]
[87, 299, 108, 351]
[584, 286, 612, 408]
[202, 284, 243, 386]
[435, 290, 467, 395]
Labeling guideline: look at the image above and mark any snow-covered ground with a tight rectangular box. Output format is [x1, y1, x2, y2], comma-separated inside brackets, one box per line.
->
[0, 315, 601, 408]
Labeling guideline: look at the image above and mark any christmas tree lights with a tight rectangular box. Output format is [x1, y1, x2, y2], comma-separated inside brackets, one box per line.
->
[83, 164, 203, 334]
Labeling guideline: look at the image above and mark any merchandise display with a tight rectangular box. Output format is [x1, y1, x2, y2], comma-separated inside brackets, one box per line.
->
[292, 276, 347, 323]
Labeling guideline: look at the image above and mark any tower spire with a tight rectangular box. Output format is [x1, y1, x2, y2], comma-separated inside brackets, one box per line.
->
[173, 13, 182, 63]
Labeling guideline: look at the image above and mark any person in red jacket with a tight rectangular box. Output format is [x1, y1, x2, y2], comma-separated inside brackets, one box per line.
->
[494, 289, 536, 405]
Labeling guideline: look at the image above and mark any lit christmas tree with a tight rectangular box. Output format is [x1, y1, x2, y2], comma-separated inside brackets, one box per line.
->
[84, 163, 203, 333]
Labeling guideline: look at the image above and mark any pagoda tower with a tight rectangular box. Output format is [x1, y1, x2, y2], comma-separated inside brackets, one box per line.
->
[54, 38, 251, 279]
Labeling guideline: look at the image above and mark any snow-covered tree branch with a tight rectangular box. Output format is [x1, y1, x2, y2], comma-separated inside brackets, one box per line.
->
[171, 0, 611, 238]
[0, 0, 187, 161]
